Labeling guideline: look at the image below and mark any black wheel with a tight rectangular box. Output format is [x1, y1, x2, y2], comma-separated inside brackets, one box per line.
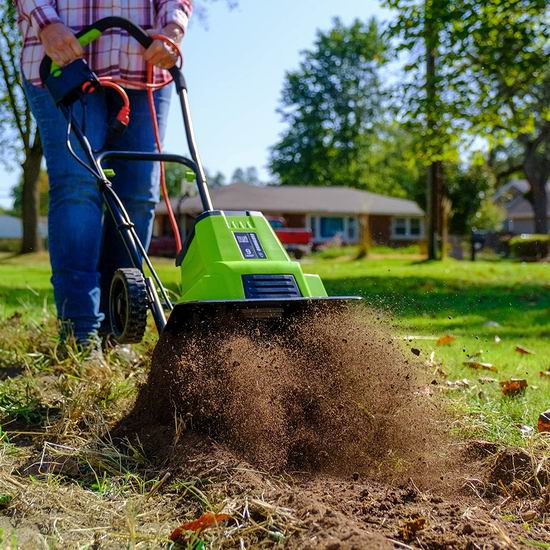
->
[109, 268, 148, 344]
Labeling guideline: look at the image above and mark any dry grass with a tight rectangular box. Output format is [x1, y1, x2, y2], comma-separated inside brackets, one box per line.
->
[0, 313, 307, 548]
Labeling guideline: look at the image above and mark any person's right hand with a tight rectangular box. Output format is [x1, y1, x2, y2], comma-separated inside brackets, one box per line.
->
[39, 22, 84, 67]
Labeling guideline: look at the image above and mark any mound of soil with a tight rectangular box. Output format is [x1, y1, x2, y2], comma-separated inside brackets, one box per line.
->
[120, 305, 451, 485]
[144, 433, 548, 549]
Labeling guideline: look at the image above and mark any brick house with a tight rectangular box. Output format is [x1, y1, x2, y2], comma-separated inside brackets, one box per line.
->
[154, 183, 425, 246]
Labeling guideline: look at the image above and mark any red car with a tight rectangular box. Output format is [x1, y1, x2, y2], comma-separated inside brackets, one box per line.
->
[267, 217, 313, 259]
[148, 235, 177, 257]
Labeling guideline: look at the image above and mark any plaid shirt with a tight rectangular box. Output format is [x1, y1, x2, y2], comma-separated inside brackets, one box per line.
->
[16, 0, 192, 86]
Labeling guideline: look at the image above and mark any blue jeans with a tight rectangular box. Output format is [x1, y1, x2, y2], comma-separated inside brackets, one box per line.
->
[24, 80, 171, 343]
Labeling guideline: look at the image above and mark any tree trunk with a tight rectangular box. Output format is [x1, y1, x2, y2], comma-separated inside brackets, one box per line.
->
[528, 177, 548, 234]
[427, 160, 444, 259]
[424, 1, 443, 260]
[356, 214, 370, 259]
[20, 134, 43, 254]
[524, 136, 550, 235]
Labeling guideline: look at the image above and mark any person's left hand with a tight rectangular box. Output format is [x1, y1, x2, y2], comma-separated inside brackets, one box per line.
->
[143, 23, 183, 69]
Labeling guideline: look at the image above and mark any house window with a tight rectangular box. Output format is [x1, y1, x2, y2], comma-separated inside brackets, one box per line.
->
[320, 217, 345, 239]
[308, 215, 360, 243]
[393, 218, 407, 236]
[391, 217, 423, 239]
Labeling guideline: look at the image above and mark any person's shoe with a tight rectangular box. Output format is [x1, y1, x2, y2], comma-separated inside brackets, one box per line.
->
[80, 338, 112, 380]
[101, 333, 140, 365]
[80, 337, 109, 369]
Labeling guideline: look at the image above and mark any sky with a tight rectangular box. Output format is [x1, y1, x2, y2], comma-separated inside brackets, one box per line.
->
[0, 0, 391, 208]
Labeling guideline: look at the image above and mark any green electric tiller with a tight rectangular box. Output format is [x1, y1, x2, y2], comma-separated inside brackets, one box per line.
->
[40, 17, 360, 343]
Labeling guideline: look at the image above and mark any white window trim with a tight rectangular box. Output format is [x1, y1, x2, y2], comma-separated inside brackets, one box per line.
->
[307, 214, 360, 243]
[391, 217, 424, 240]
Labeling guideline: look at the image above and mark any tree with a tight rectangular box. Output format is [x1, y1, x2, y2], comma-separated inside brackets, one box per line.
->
[385, 0, 550, 233]
[231, 166, 261, 185]
[361, 122, 422, 198]
[457, 1, 549, 233]
[445, 161, 504, 235]
[0, 1, 43, 253]
[270, 18, 390, 190]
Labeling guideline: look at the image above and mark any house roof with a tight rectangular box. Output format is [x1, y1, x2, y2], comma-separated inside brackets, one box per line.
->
[506, 195, 550, 219]
[495, 180, 550, 220]
[494, 179, 530, 204]
[156, 183, 423, 217]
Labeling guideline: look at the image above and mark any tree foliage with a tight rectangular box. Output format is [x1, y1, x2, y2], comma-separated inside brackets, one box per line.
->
[385, 0, 550, 231]
[231, 166, 261, 185]
[270, 18, 396, 191]
[0, 0, 43, 252]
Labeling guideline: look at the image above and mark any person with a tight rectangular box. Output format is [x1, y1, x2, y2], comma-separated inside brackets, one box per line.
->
[15, 0, 192, 358]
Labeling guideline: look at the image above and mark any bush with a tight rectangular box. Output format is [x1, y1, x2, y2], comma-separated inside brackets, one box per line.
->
[509, 234, 550, 261]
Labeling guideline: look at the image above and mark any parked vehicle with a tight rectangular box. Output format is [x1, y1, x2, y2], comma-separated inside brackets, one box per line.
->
[267, 217, 313, 259]
[148, 235, 177, 257]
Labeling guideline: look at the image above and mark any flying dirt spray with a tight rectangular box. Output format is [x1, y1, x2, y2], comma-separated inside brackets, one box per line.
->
[124, 306, 445, 482]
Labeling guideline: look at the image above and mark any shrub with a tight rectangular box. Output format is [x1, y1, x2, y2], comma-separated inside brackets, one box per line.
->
[509, 234, 550, 261]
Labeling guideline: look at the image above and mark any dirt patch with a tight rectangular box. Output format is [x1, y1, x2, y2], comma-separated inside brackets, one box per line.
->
[141, 433, 549, 549]
[120, 305, 454, 487]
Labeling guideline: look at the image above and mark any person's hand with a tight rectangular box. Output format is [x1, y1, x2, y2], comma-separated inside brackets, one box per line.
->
[143, 23, 183, 69]
[40, 22, 84, 67]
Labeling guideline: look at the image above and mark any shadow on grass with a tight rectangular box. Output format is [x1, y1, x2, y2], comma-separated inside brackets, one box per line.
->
[322, 275, 550, 336]
[2, 269, 547, 337]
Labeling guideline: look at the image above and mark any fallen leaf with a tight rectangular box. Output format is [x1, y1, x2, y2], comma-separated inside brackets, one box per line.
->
[170, 512, 231, 541]
[521, 510, 538, 522]
[539, 371, 550, 378]
[538, 410, 550, 433]
[463, 361, 497, 372]
[437, 335, 455, 346]
[398, 516, 427, 542]
[515, 345, 534, 355]
[500, 379, 528, 396]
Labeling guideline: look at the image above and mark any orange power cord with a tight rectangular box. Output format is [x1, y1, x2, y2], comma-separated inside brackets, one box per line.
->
[97, 34, 184, 254]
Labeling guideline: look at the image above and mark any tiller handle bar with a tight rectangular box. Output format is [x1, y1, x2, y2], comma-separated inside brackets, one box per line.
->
[39, 16, 186, 91]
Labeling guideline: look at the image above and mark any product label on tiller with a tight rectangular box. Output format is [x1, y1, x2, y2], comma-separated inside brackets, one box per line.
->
[234, 232, 266, 259]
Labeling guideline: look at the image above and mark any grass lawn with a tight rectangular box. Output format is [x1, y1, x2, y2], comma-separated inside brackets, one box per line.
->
[1, 250, 549, 447]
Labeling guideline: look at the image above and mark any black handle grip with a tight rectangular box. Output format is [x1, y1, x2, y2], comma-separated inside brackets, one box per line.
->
[39, 16, 186, 91]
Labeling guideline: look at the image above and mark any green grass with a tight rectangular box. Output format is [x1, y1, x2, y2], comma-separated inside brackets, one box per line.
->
[1, 251, 549, 448]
